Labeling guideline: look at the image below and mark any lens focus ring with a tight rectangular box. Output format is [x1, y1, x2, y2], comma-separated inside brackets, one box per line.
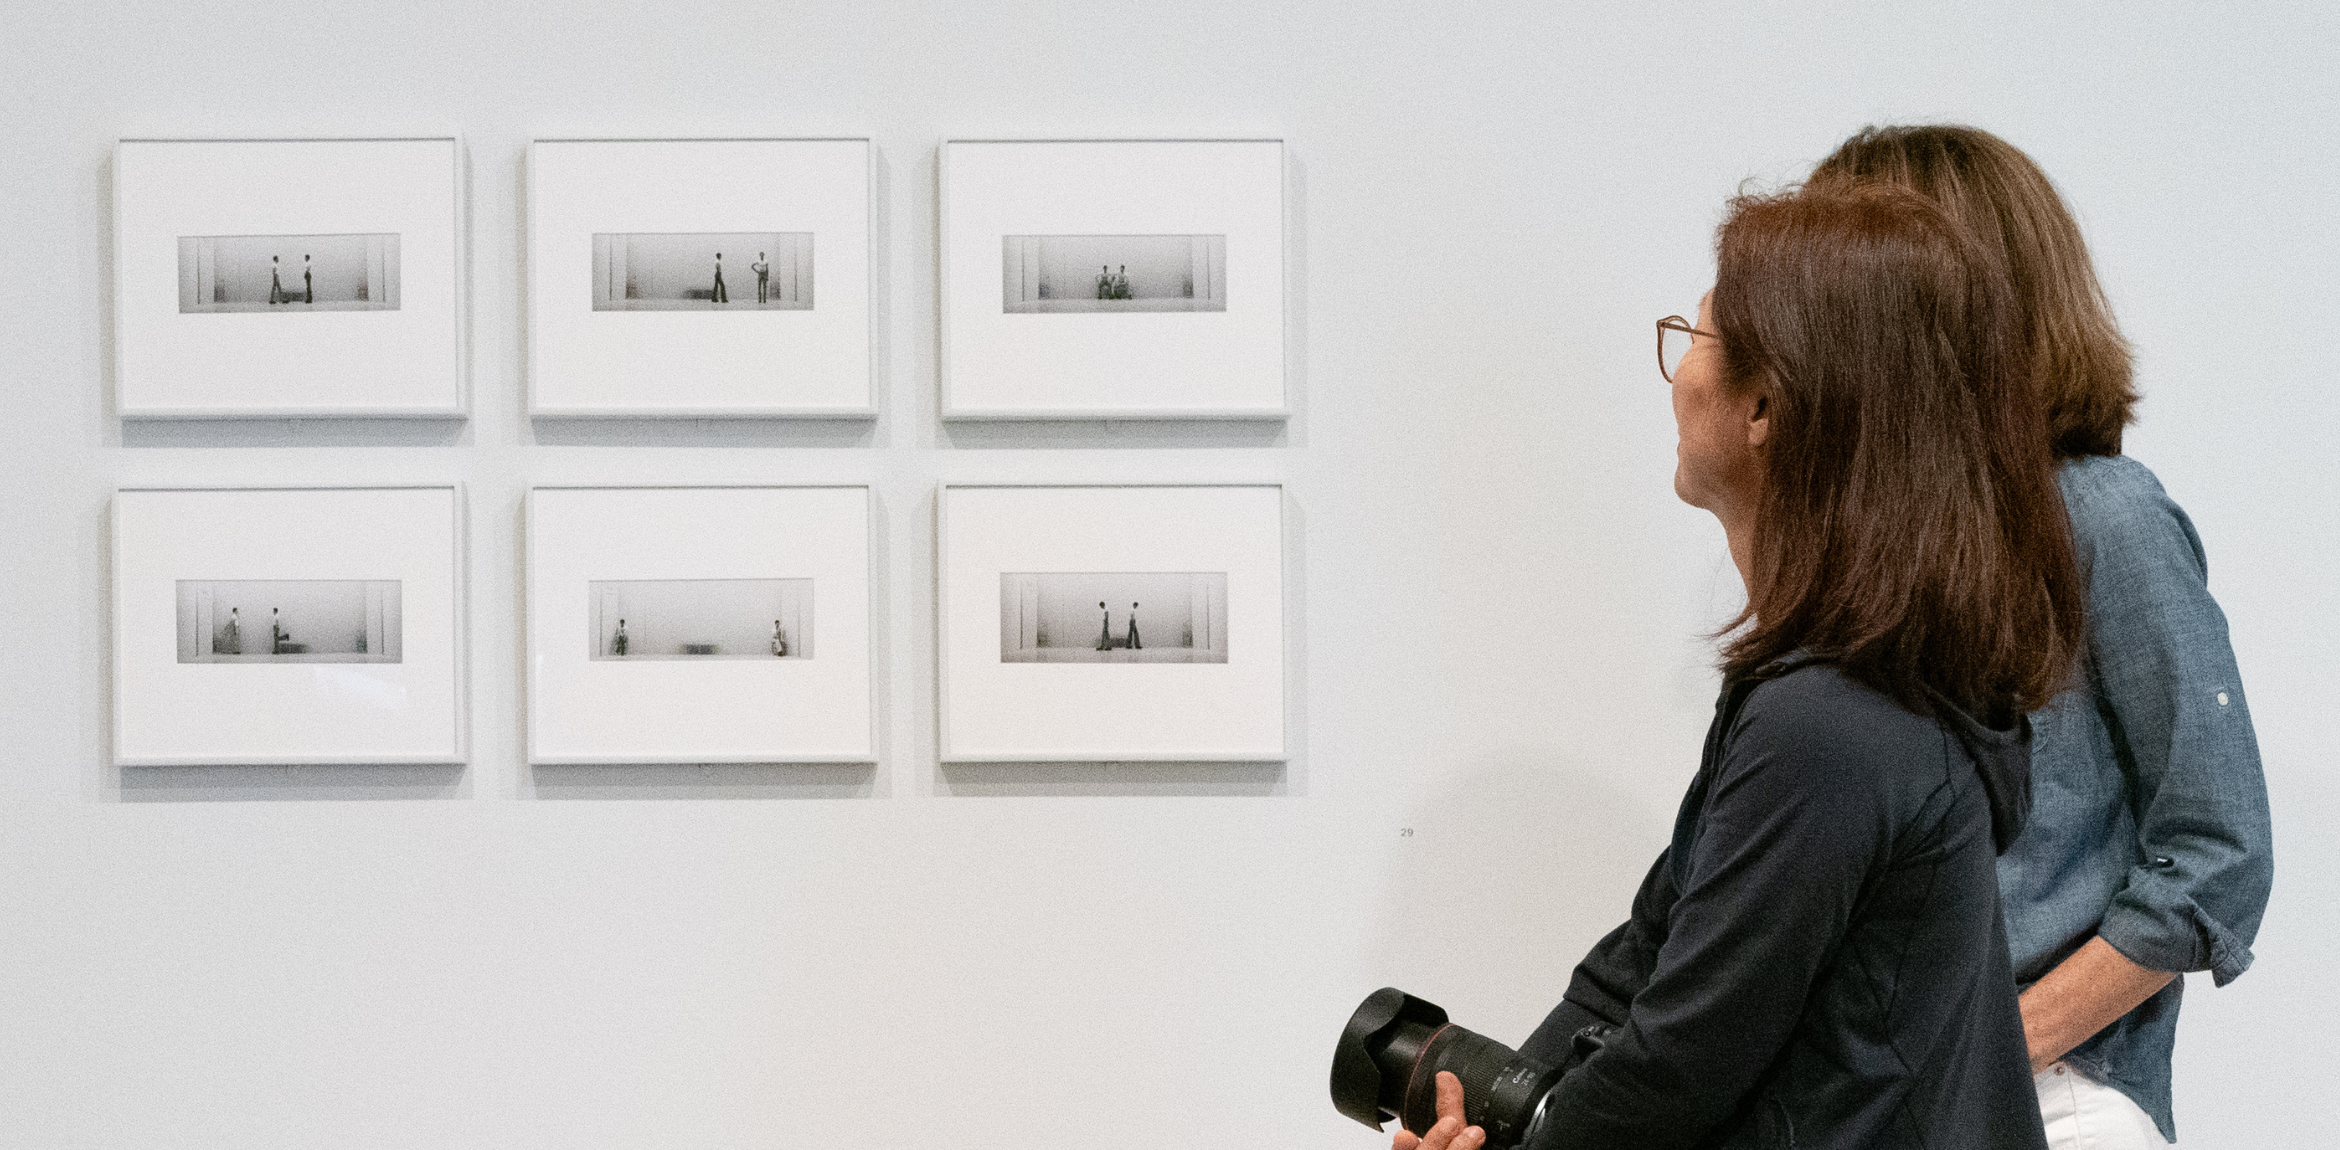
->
[1404, 1027, 1513, 1134]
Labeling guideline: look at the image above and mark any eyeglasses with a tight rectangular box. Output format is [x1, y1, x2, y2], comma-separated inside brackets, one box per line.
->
[1657, 315, 1718, 382]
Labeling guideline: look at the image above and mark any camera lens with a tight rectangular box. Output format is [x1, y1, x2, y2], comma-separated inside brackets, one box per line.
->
[1330, 989, 1569, 1148]
[1407, 1025, 1528, 1136]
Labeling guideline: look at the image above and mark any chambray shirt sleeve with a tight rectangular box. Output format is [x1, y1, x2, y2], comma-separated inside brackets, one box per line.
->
[2070, 463, 2273, 985]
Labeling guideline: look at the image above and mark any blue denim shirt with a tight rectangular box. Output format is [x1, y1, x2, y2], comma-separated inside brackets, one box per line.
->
[1999, 455, 2274, 1142]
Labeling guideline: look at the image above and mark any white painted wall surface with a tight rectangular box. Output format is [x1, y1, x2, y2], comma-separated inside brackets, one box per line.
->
[0, 3, 2332, 1147]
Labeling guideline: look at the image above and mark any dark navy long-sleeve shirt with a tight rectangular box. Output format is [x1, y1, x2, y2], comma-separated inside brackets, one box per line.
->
[1521, 660, 2047, 1150]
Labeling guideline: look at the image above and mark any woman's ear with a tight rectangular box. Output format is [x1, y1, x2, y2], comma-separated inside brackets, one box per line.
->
[1745, 393, 1770, 448]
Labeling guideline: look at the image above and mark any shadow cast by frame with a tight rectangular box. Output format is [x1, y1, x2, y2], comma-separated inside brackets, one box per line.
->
[119, 762, 469, 802]
[938, 759, 1286, 798]
[527, 760, 877, 800]
[529, 416, 877, 448]
[937, 418, 1287, 450]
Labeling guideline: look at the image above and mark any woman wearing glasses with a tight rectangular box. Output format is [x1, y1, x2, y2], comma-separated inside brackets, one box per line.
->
[1806, 125, 2272, 1150]
[1405, 182, 2080, 1149]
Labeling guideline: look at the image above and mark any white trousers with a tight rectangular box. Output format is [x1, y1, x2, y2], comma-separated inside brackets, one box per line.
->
[2035, 1062, 2172, 1149]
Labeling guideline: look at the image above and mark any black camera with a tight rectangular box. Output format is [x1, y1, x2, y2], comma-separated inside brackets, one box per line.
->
[1330, 988, 1603, 1149]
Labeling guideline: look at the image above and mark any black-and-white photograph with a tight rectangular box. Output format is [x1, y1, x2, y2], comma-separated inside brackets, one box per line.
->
[589, 578, 813, 660]
[999, 572, 1229, 663]
[1001, 235, 1227, 313]
[591, 232, 814, 311]
[176, 233, 401, 313]
[175, 579, 402, 663]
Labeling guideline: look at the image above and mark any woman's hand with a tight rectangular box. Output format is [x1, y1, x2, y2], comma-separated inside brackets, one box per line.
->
[1390, 1072, 1485, 1150]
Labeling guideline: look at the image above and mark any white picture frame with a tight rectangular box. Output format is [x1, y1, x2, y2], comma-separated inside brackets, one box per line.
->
[939, 485, 1285, 761]
[940, 139, 1286, 420]
[528, 139, 875, 418]
[527, 486, 875, 764]
[112, 487, 467, 765]
[114, 138, 465, 418]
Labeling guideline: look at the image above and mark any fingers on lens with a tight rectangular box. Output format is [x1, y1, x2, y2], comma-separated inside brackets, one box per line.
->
[1437, 1071, 1467, 1112]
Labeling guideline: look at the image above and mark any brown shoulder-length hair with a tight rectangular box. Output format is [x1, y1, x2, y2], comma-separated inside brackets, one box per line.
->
[1810, 124, 2136, 459]
[1714, 184, 2084, 717]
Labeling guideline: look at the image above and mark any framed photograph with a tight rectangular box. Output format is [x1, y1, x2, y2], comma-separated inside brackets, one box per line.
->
[113, 487, 466, 765]
[114, 138, 464, 417]
[939, 485, 1284, 761]
[939, 139, 1286, 420]
[527, 487, 874, 763]
[528, 139, 874, 417]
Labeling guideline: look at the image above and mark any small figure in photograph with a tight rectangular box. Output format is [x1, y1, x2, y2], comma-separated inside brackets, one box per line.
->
[753, 252, 771, 304]
[1112, 265, 1131, 300]
[1096, 601, 1114, 651]
[612, 617, 629, 656]
[218, 606, 241, 655]
[1125, 602, 1141, 650]
[270, 607, 290, 655]
[1096, 265, 1113, 300]
[269, 255, 286, 304]
[302, 253, 314, 304]
[770, 618, 788, 657]
[711, 252, 729, 304]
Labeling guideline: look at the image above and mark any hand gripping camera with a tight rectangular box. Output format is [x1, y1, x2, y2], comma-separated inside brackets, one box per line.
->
[1330, 988, 1608, 1149]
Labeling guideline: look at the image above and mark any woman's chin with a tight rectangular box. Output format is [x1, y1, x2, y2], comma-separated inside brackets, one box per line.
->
[1672, 470, 1705, 511]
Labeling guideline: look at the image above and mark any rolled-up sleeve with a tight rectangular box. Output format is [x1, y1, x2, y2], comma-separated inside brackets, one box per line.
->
[2071, 470, 2274, 985]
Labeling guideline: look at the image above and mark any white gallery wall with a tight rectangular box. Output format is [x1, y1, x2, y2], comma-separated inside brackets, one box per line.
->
[0, 3, 2333, 1147]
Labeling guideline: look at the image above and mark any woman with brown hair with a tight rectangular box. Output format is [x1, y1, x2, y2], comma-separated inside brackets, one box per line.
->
[1403, 182, 2079, 1150]
[1804, 124, 2273, 1150]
